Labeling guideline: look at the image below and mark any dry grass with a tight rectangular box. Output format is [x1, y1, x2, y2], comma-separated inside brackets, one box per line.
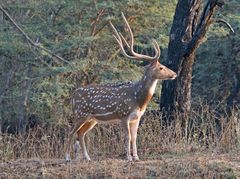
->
[0, 105, 239, 178]
[0, 153, 239, 178]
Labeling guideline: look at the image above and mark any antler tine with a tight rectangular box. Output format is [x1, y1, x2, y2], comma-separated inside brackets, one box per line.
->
[152, 40, 161, 60]
[120, 12, 134, 53]
[152, 41, 159, 58]
[109, 21, 139, 60]
[109, 21, 122, 43]
[121, 12, 160, 61]
[119, 32, 130, 49]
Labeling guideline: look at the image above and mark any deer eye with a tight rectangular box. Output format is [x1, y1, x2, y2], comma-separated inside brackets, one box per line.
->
[159, 67, 164, 70]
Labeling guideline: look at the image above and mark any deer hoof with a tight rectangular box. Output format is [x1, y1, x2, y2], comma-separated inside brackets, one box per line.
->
[75, 154, 81, 161]
[85, 158, 91, 162]
[133, 155, 139, 162]
[127, 155, 133, 162]
[84, 155, 91, 161]
[65, 153, 71, 162]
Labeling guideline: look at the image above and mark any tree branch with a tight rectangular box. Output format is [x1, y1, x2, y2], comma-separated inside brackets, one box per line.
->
[92, 21, 109, 37]
[0, 5, 73, 67]
[184, 0, 218, 55]
[91, 9, 105, 36]
[108, 48, 121, 62]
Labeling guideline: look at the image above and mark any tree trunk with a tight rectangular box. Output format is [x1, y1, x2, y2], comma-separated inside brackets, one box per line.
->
[226, 33, 240, 143]
[160, 0, 221, 127]
[227, 34, 240, 111]
[0, 66, 16, 132]
[18, 65, 32, 135]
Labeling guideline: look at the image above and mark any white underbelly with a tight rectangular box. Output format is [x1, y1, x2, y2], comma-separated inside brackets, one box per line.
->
[94, 118, 120, 124]
[90, 107, 146, 124]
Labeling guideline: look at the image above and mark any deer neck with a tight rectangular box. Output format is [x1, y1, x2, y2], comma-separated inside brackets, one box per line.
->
[135, 73, 158, 110]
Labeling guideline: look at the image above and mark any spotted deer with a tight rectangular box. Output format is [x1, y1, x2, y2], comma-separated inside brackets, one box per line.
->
[65, 13, 177, 162]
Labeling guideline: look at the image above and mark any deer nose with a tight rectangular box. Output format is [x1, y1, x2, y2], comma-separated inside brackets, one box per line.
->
[171, 73, 177, 79]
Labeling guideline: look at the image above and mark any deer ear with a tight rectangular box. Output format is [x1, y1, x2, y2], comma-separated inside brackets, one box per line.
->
[150, 60, 159, 68]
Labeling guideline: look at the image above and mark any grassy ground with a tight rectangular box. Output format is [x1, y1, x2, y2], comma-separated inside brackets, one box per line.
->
[1, 151, 239, 178]
[1, 107, 239, 178]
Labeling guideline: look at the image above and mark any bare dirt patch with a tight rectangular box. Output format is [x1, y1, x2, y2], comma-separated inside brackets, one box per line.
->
[1, 152, 239, 178]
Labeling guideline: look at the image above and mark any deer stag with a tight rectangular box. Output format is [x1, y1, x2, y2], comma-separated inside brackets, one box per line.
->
[65, 12, 177, 162]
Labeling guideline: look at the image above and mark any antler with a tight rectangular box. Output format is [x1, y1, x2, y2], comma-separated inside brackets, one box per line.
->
[109, 12, 161, 62]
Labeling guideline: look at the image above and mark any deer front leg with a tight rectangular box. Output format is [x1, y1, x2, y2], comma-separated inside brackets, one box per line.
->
[130, 119, 140, 161]
[121, 120, 132, 161]
[76, 120, 97, 161]
[65, 119, 86, 162]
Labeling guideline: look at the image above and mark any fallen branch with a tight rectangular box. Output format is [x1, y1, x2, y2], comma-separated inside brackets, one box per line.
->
[0, 5, 73, 67]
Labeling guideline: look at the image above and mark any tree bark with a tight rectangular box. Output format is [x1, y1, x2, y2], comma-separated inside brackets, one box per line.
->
[160, 0, 221, 126]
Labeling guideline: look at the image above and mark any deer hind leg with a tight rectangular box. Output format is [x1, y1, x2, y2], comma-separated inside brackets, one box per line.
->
[130, 119, 140, 161]
[65, 118, 86, 162]
[75, 119, 97, 161]
[121, 120, 132, 161]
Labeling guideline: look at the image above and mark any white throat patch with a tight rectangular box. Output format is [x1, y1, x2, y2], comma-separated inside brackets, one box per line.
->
[148, 80, 158, 96]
